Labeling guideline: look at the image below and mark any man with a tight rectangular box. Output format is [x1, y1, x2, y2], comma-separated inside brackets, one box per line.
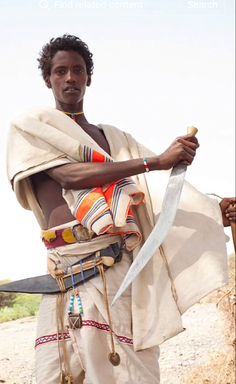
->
[5, 34, 236, 383]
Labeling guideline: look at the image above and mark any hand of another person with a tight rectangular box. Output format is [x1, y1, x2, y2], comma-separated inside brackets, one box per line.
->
[157, 134, 199, 170]
[219, 197, 236, 227]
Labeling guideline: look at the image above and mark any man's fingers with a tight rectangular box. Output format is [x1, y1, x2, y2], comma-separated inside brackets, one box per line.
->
[226, 203, 236, 219]
[177, 137, 199, 149]
[175, 141, 197, 163]
[180, 160, 191, 166]
[226, 204, 236, 211]
[181, 145, 197, 157]
[178, 134, 199, 143]
[226, 213, 236, 221]
[177, 150, 195, 165]
[224, 200, 236, 222]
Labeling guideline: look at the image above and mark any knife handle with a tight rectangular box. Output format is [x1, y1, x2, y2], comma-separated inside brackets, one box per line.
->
[187, 126, 198, 136]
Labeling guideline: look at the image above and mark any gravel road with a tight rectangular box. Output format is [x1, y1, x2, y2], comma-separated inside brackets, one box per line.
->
[0, 303, 227, 384]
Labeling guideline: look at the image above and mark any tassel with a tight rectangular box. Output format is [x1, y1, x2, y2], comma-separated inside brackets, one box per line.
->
[98, 263, 121, 366]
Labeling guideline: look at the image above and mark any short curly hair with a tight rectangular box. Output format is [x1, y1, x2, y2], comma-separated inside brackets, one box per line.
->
[37, 34, 94, 82]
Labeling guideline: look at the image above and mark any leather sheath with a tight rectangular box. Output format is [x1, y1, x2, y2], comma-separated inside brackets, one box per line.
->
[0, 243, 121, 294]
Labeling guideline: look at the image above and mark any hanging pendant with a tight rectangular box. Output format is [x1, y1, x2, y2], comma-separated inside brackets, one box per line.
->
[65, 375, 74, 384]
[60, 372, 74, 384]
[68, 313, 83, 329]
[108, 352, 121, 366]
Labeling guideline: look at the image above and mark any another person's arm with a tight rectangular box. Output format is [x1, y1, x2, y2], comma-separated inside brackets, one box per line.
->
[219, 198, 236, 227]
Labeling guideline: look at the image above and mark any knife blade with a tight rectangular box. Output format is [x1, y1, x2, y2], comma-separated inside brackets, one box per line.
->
[112, 126, 198, 305]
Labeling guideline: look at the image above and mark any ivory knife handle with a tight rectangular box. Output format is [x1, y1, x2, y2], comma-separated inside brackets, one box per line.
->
[187, 126, 198, 136]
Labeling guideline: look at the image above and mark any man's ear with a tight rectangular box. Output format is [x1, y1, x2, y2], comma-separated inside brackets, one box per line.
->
[45, 76, 52, 89]
[87, 76, 91, 87]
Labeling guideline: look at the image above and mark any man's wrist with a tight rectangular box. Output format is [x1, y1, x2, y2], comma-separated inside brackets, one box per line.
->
[145, 156, 161, 171]
[143, 158, 150, 172]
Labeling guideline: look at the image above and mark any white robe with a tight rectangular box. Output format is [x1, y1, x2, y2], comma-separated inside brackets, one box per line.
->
[7, 107, 228, 350]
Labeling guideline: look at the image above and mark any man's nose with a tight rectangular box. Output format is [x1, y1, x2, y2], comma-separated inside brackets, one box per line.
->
[65, 70, 76, 82]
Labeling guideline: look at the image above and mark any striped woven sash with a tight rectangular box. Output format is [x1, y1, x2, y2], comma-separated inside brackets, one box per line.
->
[69, 146, 144, 250]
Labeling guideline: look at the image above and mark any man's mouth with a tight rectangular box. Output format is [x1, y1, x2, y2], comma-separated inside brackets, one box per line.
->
[64, 87, 80, 93]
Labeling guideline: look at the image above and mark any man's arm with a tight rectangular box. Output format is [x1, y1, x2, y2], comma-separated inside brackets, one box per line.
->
[46, 134, 199, 190]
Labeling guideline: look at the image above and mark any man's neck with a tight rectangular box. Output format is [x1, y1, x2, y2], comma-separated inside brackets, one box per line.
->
[55, 100, 89, 125]
[55, 100, 83, 114]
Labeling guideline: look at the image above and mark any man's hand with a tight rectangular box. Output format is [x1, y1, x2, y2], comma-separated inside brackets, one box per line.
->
[219, 198, 236, 227]
[155, 134, 199, 171]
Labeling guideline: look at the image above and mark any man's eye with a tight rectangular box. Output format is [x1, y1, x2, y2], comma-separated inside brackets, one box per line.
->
[75, 68, 85, 74]
[56, 69, 66, 75]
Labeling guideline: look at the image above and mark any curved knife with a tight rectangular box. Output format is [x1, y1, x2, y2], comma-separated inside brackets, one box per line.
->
[112, 126, 198, 305]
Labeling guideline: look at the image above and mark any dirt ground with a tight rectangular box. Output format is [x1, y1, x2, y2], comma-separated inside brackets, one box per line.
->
[0, 300, 232, 384]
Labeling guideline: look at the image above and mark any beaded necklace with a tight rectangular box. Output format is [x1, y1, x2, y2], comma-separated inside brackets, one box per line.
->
[64, 111, 84, 121]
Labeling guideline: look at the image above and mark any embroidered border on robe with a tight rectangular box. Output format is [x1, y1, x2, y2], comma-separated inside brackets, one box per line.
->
[35, 320, 133, 348]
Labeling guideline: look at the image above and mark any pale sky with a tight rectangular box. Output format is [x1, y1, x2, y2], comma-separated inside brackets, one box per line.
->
[0, 0, 235, 279]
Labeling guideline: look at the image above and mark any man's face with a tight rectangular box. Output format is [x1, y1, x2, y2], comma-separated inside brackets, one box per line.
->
[46, 50, 90, 109]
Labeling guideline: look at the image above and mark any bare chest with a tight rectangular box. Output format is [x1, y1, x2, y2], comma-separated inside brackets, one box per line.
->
[81, 124, 111, 156]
